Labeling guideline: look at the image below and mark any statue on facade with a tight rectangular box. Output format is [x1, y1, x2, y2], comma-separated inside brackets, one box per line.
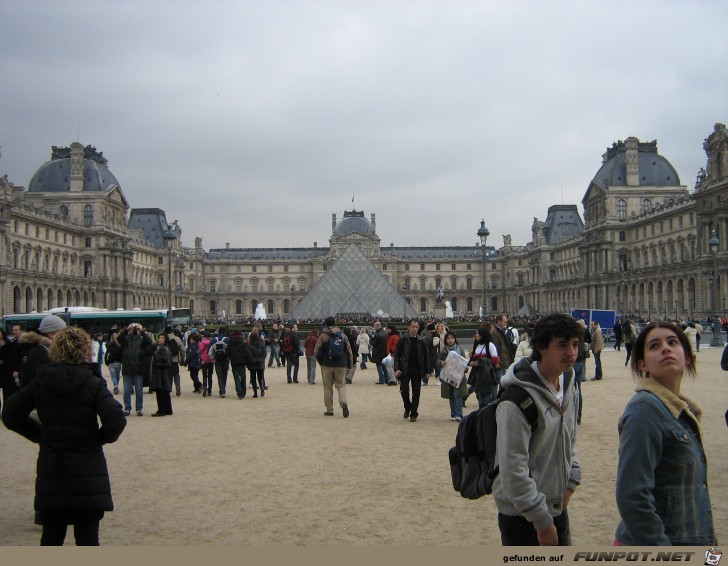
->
[436, 285, 445, 305]
[503, 234, 512, 247]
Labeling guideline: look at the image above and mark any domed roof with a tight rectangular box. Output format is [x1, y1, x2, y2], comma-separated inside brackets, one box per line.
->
[28, 144, 120, 193]
[333, 210, 375, 236]
[592, 139, 680, 189]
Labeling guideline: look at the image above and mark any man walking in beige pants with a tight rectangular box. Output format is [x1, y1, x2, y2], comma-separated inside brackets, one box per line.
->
[314, 316, 353, 418]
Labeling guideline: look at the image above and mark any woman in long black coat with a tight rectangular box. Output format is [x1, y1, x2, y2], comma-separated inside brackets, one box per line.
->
[247, 327, 267, 397]
[149, 333, 173, 416]
[2, 326, 126, 545]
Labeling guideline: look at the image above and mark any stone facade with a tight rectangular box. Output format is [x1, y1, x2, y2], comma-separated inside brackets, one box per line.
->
[1, 124, 727, 321]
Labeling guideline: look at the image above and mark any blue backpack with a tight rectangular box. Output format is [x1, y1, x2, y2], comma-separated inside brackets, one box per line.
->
[327, 331, 345, 360]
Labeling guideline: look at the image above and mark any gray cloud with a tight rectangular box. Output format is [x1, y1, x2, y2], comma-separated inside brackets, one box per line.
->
[1, 1, 726, 250]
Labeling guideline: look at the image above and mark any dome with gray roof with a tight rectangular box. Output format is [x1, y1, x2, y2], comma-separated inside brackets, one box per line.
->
[333, 210, 375, 236]
[28, 144, 120, 193]
[592, 139, 680, 189]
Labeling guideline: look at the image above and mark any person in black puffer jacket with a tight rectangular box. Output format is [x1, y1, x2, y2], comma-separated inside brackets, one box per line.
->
[247, 327, 267, 397]
[2, 326, 127, 545]
[226, 330, 252, 399]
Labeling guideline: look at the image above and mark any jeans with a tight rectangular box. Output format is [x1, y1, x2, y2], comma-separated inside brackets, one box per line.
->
[123, 373, 143, 412]
[231, 365, 247, 398]
[286, 355, 299, 382]
[201, 362, 214, 393]
[107, 362, 121, 389]
[215, 359, 230, 395]
[399, 372, 422, 417]
[593, 351, 603, 378]
[375, 363, 388, 384]
[498, 510, 571, 546]
[449, 387, 463, 419]
[572, 361, 586, 419]
[41, 518, 100, 546]
[188, 366, 203, 391]
[306, 355, 317, 383]
[345, 364, 356, 383]
[267, 344, 281, 367]
[624, 343, 633, 366]
[249, 368, 266, 394]
[359, 353, 369, 369]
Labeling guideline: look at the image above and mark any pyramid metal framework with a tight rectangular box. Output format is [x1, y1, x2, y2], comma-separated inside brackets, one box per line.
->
[291, 243, 419, 319]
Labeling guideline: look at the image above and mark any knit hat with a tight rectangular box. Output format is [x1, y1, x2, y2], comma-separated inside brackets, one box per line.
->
[38, 315, 67, 335]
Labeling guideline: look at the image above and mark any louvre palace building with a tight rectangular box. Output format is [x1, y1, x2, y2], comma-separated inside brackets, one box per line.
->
[1, 122, 727, 322]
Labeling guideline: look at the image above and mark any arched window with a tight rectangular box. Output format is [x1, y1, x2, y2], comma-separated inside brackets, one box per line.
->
[209, 300, 217, 315]
[617, 199, 627, 220]
[420, 298, 427, 312]
[641, 199, 652, 214]
[59, 205, 69, 219]
[466, 297, 473, 312]
[450, 297, 458, 312]
[83, 205, 93, 227]
[235, 300, 242, 314]
[283, 299, 291, 314]
[267, 300, 274, 314]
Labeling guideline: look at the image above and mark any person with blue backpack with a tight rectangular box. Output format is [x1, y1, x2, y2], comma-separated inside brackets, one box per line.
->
[314, 316, 353, 418]
[492, 312, 583, 546]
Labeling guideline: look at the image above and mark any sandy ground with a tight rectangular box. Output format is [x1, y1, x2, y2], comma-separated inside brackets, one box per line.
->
[1, 346, 725, 546]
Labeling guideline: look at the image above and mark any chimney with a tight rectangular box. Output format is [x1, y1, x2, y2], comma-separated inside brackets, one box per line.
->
[625, 137, 639, 187]
[371, 213, 376, 232]
[332, 214, 336, 233]
[70, 142, 84, 192]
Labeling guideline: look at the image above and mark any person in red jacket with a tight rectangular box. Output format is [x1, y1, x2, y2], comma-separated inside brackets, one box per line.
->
[304, 328, 320, 384]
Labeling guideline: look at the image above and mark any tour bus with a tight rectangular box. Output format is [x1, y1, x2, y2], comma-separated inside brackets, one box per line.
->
[2, 308, 168, 337]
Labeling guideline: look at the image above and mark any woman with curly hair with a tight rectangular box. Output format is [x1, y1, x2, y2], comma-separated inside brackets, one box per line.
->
[2, 326, 126, 545]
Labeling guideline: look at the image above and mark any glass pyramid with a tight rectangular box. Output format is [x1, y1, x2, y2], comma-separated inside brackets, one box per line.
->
[291, 243, 419, 319]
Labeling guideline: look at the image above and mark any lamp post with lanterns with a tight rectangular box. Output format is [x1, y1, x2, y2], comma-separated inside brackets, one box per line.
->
[708, 230, 723, 347]
[163, 227, 176, 311]
[477, 219, 490, 320]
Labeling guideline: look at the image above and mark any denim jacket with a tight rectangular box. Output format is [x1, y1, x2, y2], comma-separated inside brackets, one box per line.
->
[614, 378, 715, 546]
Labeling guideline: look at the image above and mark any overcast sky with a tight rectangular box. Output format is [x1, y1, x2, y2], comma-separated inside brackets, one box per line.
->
[1, 1, 726, 251]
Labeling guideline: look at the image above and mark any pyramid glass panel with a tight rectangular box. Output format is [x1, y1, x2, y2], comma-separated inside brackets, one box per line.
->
[291, 244, 419, 319]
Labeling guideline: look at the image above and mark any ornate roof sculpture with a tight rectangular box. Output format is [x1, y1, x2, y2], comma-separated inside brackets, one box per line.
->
[291, 243, 419, 319]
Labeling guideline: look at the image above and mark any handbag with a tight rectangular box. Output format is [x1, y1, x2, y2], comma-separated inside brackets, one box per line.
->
[382, 354, 394, 366]
[582, 341, 590, 358]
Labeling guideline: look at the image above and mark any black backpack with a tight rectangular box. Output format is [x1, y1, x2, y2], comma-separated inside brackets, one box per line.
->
[448, 385, 538, 499]
[167, 335, 180, 356]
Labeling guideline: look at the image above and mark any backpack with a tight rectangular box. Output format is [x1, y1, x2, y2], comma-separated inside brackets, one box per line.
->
[448, 385, 538, 499]
[327, 331, 345, 360]
[167, 335, 180, 356]
[281, 333, 294, 354]
[209, 338, 228, 361]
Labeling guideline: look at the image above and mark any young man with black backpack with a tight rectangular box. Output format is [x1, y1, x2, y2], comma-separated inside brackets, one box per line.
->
[314, 316, 352, 418]
[492, 312, 583, 546]
[208, 327, 230, 398]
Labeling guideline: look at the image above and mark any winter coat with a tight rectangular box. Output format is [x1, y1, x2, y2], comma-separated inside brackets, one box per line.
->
[18, 331, 52, 388]
[185, 340, 202, 370]
[149, 345, 172, 392]
[590, 326, 604, 353]
[369, 329, 387, 363]
[226, 334, 251, 367]
[118, 329, 153, 377]
[356, 332, 370, 355]
[2, 362, 126, 519]
[199, 338, 214, 364]
[304, 332, 319, 356]
[393, 334, 432, 377]
[247, 335, 267, 370]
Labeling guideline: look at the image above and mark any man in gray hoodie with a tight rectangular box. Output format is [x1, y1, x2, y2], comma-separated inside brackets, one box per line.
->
[492, 312, 583, 546]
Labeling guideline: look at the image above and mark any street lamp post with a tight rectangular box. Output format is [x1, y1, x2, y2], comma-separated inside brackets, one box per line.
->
[477, 219, 490, 320]
[163, 227, 176, 311]
[708, 230, 723, 347]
